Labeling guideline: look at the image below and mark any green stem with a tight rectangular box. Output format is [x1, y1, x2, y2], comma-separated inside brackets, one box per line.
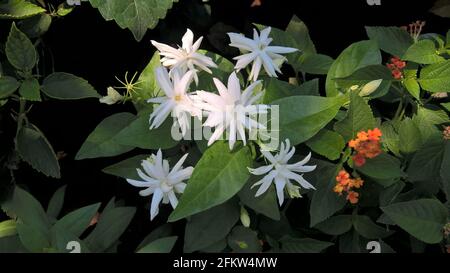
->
[14, 99, 27, 150]
[393, 97, 404, 121]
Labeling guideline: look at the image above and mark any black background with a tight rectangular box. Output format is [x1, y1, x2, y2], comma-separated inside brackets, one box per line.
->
[0, 0, 449, 253]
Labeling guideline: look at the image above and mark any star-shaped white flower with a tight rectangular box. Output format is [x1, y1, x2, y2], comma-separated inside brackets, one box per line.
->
[151, 28, 218, 85]
[248, 139, 316, 205]
[126, 150, 193, 220]
[196, 72, 268, 150]
[228, 27, 298, 81]
[148, 67, 201, 136]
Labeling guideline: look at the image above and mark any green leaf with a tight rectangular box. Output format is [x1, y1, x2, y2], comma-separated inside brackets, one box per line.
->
[50, 225, 91, 253]
[357, 153, 403, 183]
[169, 142, 253, 222]
[262, 78, 318, 103]
[285, 15, 316, 55]
[431, 0, 450, 18]
[89, 0, 179, 41]
[334, 91, 376, 142]
[381, 199, 448, 244]
[314, 215, 353, 236]
[16, 223, 50, 252]
[41, 72, 100, 99]
[0, 0, 45, 19]
[413, 106, 449, 143]
[297, 54, 334, 75]
[137, 224, 173, 250]
[280, 237, 333, 253]
[135, 51, 161, 101]
[334, 64, 392, 83]
[17, 124, 60, 178]
[6, 22, 37, 71]
[227, 226, 261, 253]
[18, 13, 52, 38]
[238, 177, 280, 221]
[46, 185, 67, 220]
[398, 118, 423, 154]
[52, 203, 100, 238]
[365, 26, 413, 57]
[0, 76, 20, 99]
[102, 154, 148, 180]
[306, 129, 345, 160]
[380, 121, 400, 157]
[184, 201, 239, 252]
[326, 40, 381, 97]
[84, 206, 136, 252]
[273, 95, 345, 145]
[403, 40, 445, 64]
[0, 220, 17, 238]
[441, 142, 450, 199]
[114, 110, 178, 150]
[352, 215, 393, 239]
[136, 236, 177, 253]
[75, 112, 135, 160]
[403, 78, 421, 100]
[379, 181, 405, 207]
[407, 139, 445, 183]
[418, 60, 450, 92]
[19, 77, 40, 101]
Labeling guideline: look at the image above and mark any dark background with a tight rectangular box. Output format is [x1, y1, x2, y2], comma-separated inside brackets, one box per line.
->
[0, 0, 448, 252]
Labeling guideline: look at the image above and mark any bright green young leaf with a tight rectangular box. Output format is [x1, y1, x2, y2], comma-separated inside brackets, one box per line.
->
[280, 237, 333, 253]
[357, 153, 403, 183]
[352, 215, 393, 239]
[136, 236, 178, 253]
[0, 76, 20, 98]
[326, 40, 381, 97]
[169, 142, 253, 222]
[6, 22, 37, 71]
[334, 91, 376, 142]
[76, 112, 135, 160]
[306, 129, 345, 161]
[398, 118, 423, 154]
[0, 220, 17, 238]
[46, 185, 67, 220]
[0, 0, 45, 19]
[41, 72, 100, 99]
[273, 95, 346, 145]
[227, 226, 261, 253]
[403, 39, 445, 64]
[102, 154, 148, 180]
[381, 199, 448, 244]
[52, 203, 101, 238]
[135, 51, 161, 101]
[403, 78, 421, 100]
[418, 60, 450, 92]
[184, 201, 239, 252]
[17, 124, 60, 178]
[365, 26, 413, 57]
[89, 0, 179, 41]
[19, 77, 40, 101]
[314, 215, 353, 236]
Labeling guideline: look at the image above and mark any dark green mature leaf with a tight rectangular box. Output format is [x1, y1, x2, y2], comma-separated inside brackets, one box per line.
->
[380, 121, 400, 157]
[365, 26, 413, 57]
[41, 72, 100, 99]
[46, 185, 67, 221]
[430, 0, 450, 18]
[379, 181, 405, 207]
[52, 203, 101, 238]
[137, 224, 173, 250]
[352, 215, 393, 239]
[89, 0, 179, 41]
[0, 76, 20, 98]
[306, 129, 345, 160]
[16, 223, 50, 252]
[262, 78, 318, 103]
[84, 206, 136, 252]
[76, 112, 135, 160]
[6, 22, 37, 71]
[339, 230, 364, 253]
[398, 118, 423, 154]
[17, 125, 60, 178]
[169, 142, 253, 222]
[114, 111, 178, 150]
[314, 215, 353, 236]
[441, 142, 450, 199]
[403, 40, 445, 64]
[357, 153, 403, 184]
[238, 178, 280, 221]
[334, 91, 376, 142]
[381, 199, 448, 244]
[102, 154, 148, 180]
[273, 95, 345, 145]
[285, 15, 316, 55]
[18, 13, 52, 38]
[51, 225, 91, 253]
[19, 77, 40, 101]
[413, 106, 449, 143]
[0, 0, 45, 19]
[407, 139, 445, 183]
[326, 40, 381, 96]
[280, 237, 333, 253]
[297, 54, 334, 75]
[184, 201, 239, 252]
[419, 60, 450, 92]
[136, 236, 177, 253]
[227, 226, 261, 253]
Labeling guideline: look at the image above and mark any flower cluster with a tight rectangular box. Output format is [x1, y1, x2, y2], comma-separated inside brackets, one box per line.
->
[349, 128, 383, 167]
[333, 170, 364, 204]
[386, 57, 406, 80]
[443, 126, 450, 140]
[401, 20, 426, 41]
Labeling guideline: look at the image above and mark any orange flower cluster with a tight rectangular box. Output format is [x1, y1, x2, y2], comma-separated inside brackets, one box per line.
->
[333, 170, 364, 204]
[348, 128, 382, 167]
[386, 57, 406, 80]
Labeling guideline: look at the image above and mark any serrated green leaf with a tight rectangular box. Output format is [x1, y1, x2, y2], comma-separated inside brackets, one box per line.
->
[0, 0, 45, 19]
[6, 22, 37, 71]
[398, 118, 423, 154]
[407, 139, 445, 183]
[19, 77, 40, 101]
[357, 153, 403, 184]
[306, 129, 345, 160]
[418, 60, 450, 92]
[403, 40, 445, 64]
[41, 72, 100, 99]
[365, 26, 413, 57]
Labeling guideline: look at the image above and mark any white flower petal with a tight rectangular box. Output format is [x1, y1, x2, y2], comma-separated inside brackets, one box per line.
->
[150, 188, 164, 220]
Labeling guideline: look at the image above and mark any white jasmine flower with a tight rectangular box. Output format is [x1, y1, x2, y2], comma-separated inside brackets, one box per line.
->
[248, 139, 316, 205]
[148, 67, 201, 136]
[126, 150, 193, 220]
[99, 87, 123, 105]
[228, 27, 298, 81]
[196, 72, 268, 150]
[151, 28, 218, 84]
